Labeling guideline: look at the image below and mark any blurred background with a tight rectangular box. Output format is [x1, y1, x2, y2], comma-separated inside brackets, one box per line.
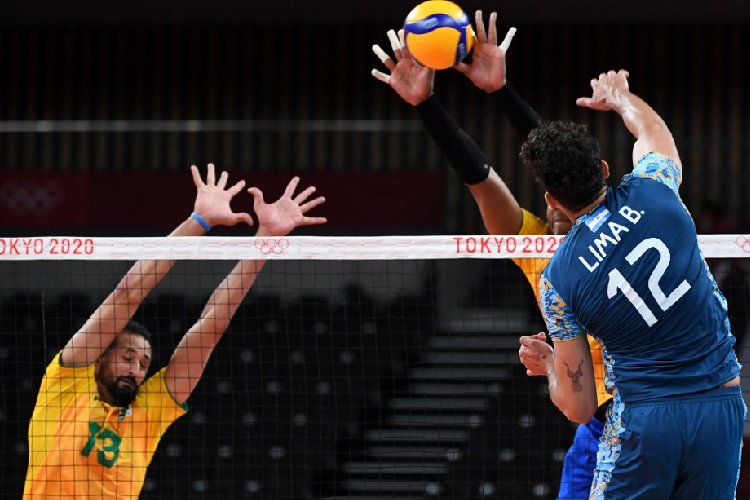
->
[2, 0, 750, 236]
[2, 1, 750, 499]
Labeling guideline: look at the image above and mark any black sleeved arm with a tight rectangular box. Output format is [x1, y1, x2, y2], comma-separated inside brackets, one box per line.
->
[495, 81, 543, 141]
[416, 82, 543, 185]
[416, 93, 491, 185]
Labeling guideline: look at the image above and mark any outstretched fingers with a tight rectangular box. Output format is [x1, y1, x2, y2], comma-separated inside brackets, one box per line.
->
[226, 179, 247, 197]
[487, 11, 498, 45]
[233, 212, 254, 226]
[371, 68, 391, 85]
[283, 176, 301, 198]
[217, 170, 229, 190]
[206, 163, 216, 186]
[386, 29, 403, 61]
[299, 195, 326, 214]
[293, 185, 317, 205]
[247, 186, 265, 207]
[371, 43, 393, 85]
[301, 213, 327, 226]
[499, 26, 516, 53]
[190, 164, 205, 187]
[474, 10, 487, 42]
[373, 44, 395, 71]
[576, 96, 595, 108]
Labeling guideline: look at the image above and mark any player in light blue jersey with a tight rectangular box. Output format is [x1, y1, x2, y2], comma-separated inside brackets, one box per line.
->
[517, 70, 745, 500]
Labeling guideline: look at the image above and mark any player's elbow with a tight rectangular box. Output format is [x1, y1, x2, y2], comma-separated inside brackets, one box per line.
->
[564, 401, 598, 425]
[199, 315, 228, 336]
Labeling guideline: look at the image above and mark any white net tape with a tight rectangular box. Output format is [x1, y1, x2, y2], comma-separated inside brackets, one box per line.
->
[2, 234, 749, 260]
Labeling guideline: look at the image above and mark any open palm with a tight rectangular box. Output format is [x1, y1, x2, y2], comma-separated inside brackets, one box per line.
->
[249, 177, 327, 237]
[454, 11, 510, 93]
[457, 42, 505, 92]
[191, 163, 253, 228]
[389, 54, 434, 106]
[372, 29, 434, 106]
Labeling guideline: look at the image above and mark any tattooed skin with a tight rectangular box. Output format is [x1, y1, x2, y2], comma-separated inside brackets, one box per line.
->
[563, 359, 585, 392]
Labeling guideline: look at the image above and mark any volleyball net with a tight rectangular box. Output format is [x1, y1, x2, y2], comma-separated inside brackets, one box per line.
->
[2, 234, 749, 499]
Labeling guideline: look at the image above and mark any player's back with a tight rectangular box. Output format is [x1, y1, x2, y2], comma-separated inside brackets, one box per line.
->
[545, 153, 740, 403]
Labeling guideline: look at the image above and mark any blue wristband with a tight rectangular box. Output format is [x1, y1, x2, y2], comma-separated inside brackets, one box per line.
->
[191, 212, 211, 231]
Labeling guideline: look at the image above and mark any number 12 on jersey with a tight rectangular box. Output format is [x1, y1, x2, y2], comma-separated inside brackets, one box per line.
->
[607, 238, 691, 326]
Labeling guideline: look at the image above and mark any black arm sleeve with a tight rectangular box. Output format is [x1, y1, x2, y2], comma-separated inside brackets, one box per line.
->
[416, 94, 490, 185]
[496, 81, 544, 141]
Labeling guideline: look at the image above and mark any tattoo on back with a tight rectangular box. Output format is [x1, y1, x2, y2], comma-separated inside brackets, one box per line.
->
[563, 359, 585, 392]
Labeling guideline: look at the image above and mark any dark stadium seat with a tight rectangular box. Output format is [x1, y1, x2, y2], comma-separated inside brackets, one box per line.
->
[0, 291, 44, 335]
[135, 293, 197, 362]
[287, 295, 332, 336]
[440, 374, 576, 500]
[44, 292, 91, 339]
[1, 292, 48, 378]
[230, 293, 287, 335]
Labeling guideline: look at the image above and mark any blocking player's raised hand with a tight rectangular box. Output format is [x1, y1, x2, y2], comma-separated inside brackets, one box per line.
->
[455, 11, 516, 93]
[191, 163, 254, 228]
[248, 176, 327, 237]
[371, 28, 435, 106]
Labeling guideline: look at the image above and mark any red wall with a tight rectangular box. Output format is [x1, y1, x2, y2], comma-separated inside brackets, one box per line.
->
[0, 171, 443, 231]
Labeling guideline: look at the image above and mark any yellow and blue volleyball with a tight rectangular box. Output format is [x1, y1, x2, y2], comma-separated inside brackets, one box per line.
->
[403, 1, 475, 70]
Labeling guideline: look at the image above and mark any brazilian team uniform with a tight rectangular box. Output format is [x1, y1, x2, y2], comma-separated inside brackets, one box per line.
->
[24, 351, 188, 500]
[540, 152, 745, 499]
[515, 210, 611, 500]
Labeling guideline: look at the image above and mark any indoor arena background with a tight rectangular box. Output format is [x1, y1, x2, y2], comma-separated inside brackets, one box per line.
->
[2, 1, 750, 499]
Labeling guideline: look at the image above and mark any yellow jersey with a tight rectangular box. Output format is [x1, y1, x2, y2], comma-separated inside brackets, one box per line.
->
[512, 209, 611, 408]
[24, 351, 188, 500]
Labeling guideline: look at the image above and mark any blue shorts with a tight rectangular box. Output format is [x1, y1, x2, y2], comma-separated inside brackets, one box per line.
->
[558, 415, 603, 500]
[591, 385, 746, 500]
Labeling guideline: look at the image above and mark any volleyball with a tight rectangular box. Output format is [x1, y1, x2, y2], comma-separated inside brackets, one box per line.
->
[403, 0, 475, 70]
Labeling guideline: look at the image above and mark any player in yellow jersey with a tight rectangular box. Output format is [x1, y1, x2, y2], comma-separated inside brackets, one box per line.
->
[23, 165, 326, 500]
[372, 12, 610, 500]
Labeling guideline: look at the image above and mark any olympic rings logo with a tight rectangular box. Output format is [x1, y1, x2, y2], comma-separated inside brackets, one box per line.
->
[0, 180, 64, 216]
[736, 236, 750, 253]
[254, 238, 289, 255]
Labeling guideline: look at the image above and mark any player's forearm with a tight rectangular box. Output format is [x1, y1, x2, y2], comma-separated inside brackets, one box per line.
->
[467, 170, 523, 235]
[416, 94, 491, 185]
[546, 368, 569, 418]
[613, 90, 673, 145]
[496, 81, 543, 141]
[547, 354, 598, 424]
[117, 215, 207, 303]
[199, 259, 266, 335]
[613, 90, 681, 167]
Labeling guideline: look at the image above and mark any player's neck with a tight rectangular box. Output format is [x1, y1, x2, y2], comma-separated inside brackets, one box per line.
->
[568, 191, 608, 222]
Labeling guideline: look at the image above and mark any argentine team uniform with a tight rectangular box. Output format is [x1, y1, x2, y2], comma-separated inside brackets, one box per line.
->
[540, 152, 745, 500]
[515, 209, 610, 500]
[24, 351, 188, 500]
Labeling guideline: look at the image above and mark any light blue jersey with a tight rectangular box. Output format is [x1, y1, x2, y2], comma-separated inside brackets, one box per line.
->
[541, 152, 740, 404]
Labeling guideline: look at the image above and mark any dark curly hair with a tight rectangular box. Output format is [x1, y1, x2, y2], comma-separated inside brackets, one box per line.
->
[520, 121, 605, 211]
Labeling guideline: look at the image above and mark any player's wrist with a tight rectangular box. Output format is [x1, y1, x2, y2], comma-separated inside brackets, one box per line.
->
[415, 91, 434, 106]
[191, 212, 211, 232]
[483, 76, 506, 94]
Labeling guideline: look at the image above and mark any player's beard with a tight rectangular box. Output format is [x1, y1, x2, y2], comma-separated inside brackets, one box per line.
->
[107, 376, 138, 407]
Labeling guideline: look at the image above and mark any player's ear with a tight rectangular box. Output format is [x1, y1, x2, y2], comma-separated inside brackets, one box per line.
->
[601, 160, 610, 179]
[544, 191, 561, 211]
